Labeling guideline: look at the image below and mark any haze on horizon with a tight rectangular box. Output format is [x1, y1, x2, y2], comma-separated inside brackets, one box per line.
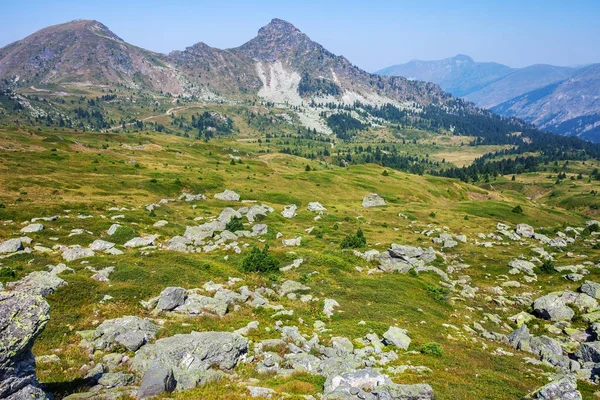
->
[1, 0, 598, 72]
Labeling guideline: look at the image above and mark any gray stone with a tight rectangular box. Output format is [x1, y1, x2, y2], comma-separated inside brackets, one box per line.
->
[252, 224, 268, 236]
[7, 271, 67, 296]
[532, 294, 574, 321]
[246, 204, 274, 222]
[0, 238, 24, 254]
[20, 223, 44, 233]
[89, 240, 115, 252]
[124, 236, 156, 248]
[516, 223, 535, 238]
[308, 202, 327, 212]
[218, 207, 242, 224]
[278, 280, 310, 296]
[362, 193, 386, 208]
[374, 383, 435, 400]
[247, 386, 276, 398]
[136, 363, 175, 399]
[165, 236, 191, 252]
[131, 332, 247, 391]
[282, 237, 302, 247]
[62, 246, 95, 261]
[97, 372, 135, 389]
[531, 375, 581, 400]
[574, 341, 600, 363]
[173, 293, 228, 317]
[0, 291, 50, 400]
[156, 287, 186, 311]
[324, 298, 340, 318]
[92, 316, 159, 352]
[580, 280, 600, 299]
[281, 204, 298, 219]
[214, 190, 240, 201]
[508, 259, 536, 275]
[107, 224, 121, 236]
[382, 327, 411, 350]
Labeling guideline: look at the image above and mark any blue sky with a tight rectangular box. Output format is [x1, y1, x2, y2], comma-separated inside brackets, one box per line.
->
[1, 0, 598, 71]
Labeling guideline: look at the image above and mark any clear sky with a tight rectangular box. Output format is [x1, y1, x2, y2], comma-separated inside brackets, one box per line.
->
[1, 0, 598, 72]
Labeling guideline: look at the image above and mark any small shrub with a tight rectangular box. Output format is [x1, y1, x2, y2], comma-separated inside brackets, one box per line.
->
[226, 216, 244, 232]
[583, 224, 600, 236]
[241, 244, 280, 274]
[420, 342, 444, 357]
[429, 212, 436, 218]
[539, 259, 556, 274]
[340, 228, 367, 249]
[426, 285, 449, 302]
[511, 205, 523, 214]
[382, 170, 389, 176]
[0, 267, 16, 280]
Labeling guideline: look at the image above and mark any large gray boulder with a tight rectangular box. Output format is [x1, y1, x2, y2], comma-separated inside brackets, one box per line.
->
[173, 294, 228, 317]
[20, 223, 44, 233]
[362, 193, 386, 208]
[131, 332, 248, 391]
[0, 238, 25, 254]
[508, 259, 537, 275]
[0, 291, 50, 400]
[374, 383, 435, 400]
[156, 287, 186, 311]
[278, 280, 310, 296]
[7, 271, 67, 296]
[214, 190, 240, 201]
[92, 316, 159, 352]
[382, 327, 411, 350]
[580, 281, 600, 299]
[531, 375, 581, 399]
[136, 363, 176, 399]
[532, 294, 574, 321]
[516, 223, 535, 238]
[281, 204, 298, 219]
[308, 202, 327, 212]
[574, 341, 600, 363]
[62, 246, 95, 262]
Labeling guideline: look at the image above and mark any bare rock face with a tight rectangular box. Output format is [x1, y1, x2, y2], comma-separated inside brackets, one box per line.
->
[0, 291, 50, 399]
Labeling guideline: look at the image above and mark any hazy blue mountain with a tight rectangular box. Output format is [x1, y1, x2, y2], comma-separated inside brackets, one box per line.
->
[375, 54, 515, 97]
[491, 64, 600, 141]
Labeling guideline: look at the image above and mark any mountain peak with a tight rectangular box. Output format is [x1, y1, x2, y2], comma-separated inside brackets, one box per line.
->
[452, 54, 474, 62]
[258, 18, 301, 36]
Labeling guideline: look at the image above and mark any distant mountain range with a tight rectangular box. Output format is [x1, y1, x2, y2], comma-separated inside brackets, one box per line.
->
[377, 55, 600, 141]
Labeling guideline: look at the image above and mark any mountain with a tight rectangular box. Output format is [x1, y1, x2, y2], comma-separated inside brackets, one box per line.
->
[376, 54, 515, 97]
[491, 64, 600, 141]
[464, 64, 578, 108]
[0, 20, 187, 94]
[376, 55, 600, 139]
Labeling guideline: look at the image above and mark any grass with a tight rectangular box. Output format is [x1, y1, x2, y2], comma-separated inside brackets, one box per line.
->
[0, 121, 598, 400]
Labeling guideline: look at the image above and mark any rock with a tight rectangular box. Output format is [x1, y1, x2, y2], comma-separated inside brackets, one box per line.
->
[308, 202, 327, 212]
[362, 193, 386, 208]
[580, 281, 600, 299]
[214, 190, 240, 201]
[218, 208, 242, 225]
[324, 299, 340, 318]
[508, 259, 537, 275]
[92, 316, 159, 352]
[382, 327, 411, 350]
[97, 372, 135, 389]
[166, 236, 192, 252]
[174, 293, 228, 317]
[124, 236, 156, 248]
[532, 294, 574, 321]
[531, 375, 581, 400]
[252, 224, 268, 236]
[0, 291, 50, 400]
[107, 224, 121, 236]
[247, 386, 276, 398]
[20, 223, 44, 233]
[281, 204, 298, 219]
[325, 367, 391, 395]
[179, 193, 205, 202]
[516, 223, 535, 238]
[62, 246, 95, 261]
[278, 280, 310, 296]
[246, 204, 274, 222]
[7, 271, 67, 296]
[90, 240, 116, 251]
[280, 258, 304, 272]
[374, 383, 435, 400]
[90, 267, 114, 282]
[131, 332, 247, 391]
[156, 287, 186, 311]
[282, 237, 302, 247]
[0, 238, 24, 254]
[574, 341, 600, 363]
[136, 363, 176, 399]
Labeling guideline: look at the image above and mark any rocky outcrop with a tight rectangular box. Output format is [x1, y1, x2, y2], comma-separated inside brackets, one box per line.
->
[131, 332, 248, 391]
[529, 375, 581, 399]
[362, 193, 386, 208]
[91, 316, 159, 352]
[0, 291, 50, 399]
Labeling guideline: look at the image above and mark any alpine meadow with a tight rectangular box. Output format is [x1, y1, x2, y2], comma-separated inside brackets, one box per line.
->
[1, 6, 600, 400]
